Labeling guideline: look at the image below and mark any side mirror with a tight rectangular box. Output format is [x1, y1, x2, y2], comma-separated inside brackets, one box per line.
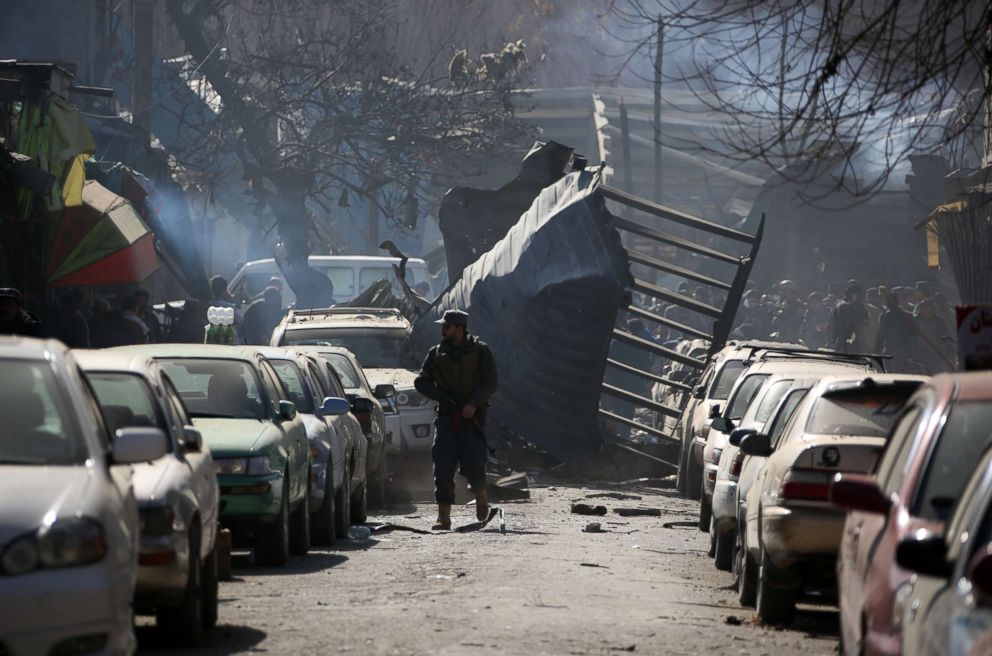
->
[693, 385, 706, 400]
[113, 427, 169, 464]
[711, 416, 734, 434]
[708, 404, 721, 420]
[728, 427, 757, 447]
[181, 426, 203, 452]
[740, 433, 773, 457]
[320, 396, 351, 417]
[895, 530, 952, 578]
[352, 397, 376, 414]
[830, 474, 891, 514]
[967, 543, 992, 606]
[278, 400, 298, 421]
[373, 384, 397, 400]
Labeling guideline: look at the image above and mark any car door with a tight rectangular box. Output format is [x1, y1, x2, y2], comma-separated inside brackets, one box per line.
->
[308, 361, 348, 493]
[161, 371, 218, 556]
[258, 358, 309, 506]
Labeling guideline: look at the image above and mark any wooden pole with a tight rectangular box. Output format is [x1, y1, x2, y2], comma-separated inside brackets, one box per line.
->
[132, 0, 154, 142]
[653, 15, 664, 203]
[620, 98, 633, 220]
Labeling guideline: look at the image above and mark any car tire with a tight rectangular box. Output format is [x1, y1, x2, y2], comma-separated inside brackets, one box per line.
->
[698, 484, 712, 532]
[675, 436, 690, 496]
[156, 528, 203, 645]
[311, 470, 336, 546]
[736, 529, 758, 607]
[254, 478, 290, 566]
[368, 450, 387, 509]
[686, 455, 702, 501]
[714, 529, 734, 572]
[200, 538, 219, 630]
[351, 480, 368, 524]
[334, 470, 351, 538]
[289, 479, 310, 556]
[756, 548, 797, 625]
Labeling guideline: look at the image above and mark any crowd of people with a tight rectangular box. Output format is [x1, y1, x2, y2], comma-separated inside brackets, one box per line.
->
[0, 273, 289, 348]
[627, 278, 958, 375]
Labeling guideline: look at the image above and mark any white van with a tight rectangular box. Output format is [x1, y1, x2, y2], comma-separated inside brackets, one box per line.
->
[229, 255, 439, 307]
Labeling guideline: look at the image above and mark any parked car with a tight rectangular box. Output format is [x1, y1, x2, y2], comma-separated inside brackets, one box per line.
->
[291, 344, 390, 517]
[256, 346, 364, 543]
[229, 255, 440, 306]
[832, 372, 992, 656]
[272, 307, 431, 455]
[740, 374, 926, 624]
[76, 350, 221, 643]
[895, 437, 992, 656]
[675, 340, 809, 499]
[705, 354, 884, 558]
[0, 337, 167, 655]
[117, 344, 311, 566]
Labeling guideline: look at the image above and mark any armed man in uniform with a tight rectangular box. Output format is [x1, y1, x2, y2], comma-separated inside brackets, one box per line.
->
[414, 309, 498, 530]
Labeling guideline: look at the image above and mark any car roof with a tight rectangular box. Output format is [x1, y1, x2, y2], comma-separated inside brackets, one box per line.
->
[741, 359, 875, 376]
[0, 335, 68, 360]
[73, 349, 157, 375]
[810, 373, 930, 394]
[237, 256, 428, 273]
[286, 344, 360, 360]
[282, 307, 412, 331]
[252, 346, 302, 362]
[111, 343, 262, 362]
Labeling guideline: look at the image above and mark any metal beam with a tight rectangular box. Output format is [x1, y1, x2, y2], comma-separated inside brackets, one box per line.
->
[602, 384, 683, 419]
[612, 215, 742, 265]
[622, 304, 712, 341]
[602, 184, 756, 244]
[708, 214, 765, 357]
[627, 250, 732, 291]
[632, 278, 723, 318]
[611, 329, 706, 368]
[606, 358, 693, 392]
[600, 410, 679, 443]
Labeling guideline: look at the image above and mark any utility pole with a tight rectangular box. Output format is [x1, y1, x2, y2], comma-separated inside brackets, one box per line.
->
[368, 194, 380, 254]
[653, 15, 664, 203]
[620, 98, 633, 219]
[132, 0, 155, 142]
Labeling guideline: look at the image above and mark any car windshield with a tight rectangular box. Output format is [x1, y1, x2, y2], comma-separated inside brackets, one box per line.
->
[725, 374, 770, 420]
[805, 389, 909, 437]
[87, 373, 169, 436]
[323, 353, 362, 389]
[158, 359, 266, 420]
[710, 360, 746, 400]
[268, 360, 314, 414]
[0, 360, 87, 465]
[914, 402, 992, 522]
[287, 332, 414, 369]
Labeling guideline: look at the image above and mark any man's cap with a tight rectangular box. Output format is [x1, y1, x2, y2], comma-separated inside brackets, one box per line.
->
[0, 288, 22, 304]
[435, 309, 469, 326]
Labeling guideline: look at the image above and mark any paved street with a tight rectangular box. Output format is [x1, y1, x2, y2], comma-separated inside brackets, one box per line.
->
[137, 481, 838, 655]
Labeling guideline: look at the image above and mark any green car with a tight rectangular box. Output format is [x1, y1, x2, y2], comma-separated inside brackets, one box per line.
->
[115, 345, 311, 566]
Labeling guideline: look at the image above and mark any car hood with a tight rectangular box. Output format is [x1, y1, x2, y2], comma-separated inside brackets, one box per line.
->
[192, 418, 274, 456]
[0, 465, 94, 544]
[365, 367, 418, 391]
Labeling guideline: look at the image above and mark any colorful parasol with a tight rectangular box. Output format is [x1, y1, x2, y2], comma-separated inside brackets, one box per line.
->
[47, 180, 160, 286]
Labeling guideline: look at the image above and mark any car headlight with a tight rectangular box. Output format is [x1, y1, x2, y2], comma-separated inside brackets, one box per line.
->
[892, 580, 914, 629]
[215, 456, 273, 476]
[139, 506, 177, 536]
[1, 518, 107, 575]
[396, 390, 430, 408]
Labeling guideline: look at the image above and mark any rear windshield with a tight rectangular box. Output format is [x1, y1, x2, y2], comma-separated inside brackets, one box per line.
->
[88, 373, 168, 435]
[0, 360, 87, 465]
[914, 402, 992, 522]
[710, 360, 746, 400]
[159, 359, 266, 420]
[805, 390, 908, 437]
[725, 374, 770, 420]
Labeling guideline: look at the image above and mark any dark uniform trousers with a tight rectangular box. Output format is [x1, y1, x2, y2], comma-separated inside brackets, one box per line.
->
[432, 415, 488, 505]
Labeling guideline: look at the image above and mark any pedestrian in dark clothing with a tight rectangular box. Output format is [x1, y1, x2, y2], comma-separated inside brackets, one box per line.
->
[875, 291, 923, 372]
[801, 292, 829, 348]
[914, 299, 954, 374]
[831, 281, 870, 353]
[133, 289, 163, 343]
[58, 289, 90, 348]
[0, 288, 44, 338]
[167, 299, 207, 343]
[414, 309, 498, 531]
[243, 286, 283, 345]
[119, 295, 149, 345]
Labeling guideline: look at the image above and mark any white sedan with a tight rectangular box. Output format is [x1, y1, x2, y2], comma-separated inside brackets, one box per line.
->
[0, 337, 167, 656]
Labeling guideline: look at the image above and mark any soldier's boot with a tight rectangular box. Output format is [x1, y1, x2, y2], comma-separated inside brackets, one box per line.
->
[474, 486, 489, 521]
[432, 504, 451, 531]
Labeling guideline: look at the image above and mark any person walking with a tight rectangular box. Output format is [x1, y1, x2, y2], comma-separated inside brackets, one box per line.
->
[243, 286, 284, 345]
[0, 288, 43, 338]
[414, 310, 498, 531]
[58, 289, 90, 348]
[831, 281, 870, 353]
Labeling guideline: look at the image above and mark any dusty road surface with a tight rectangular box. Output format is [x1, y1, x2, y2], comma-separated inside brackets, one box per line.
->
[137, 480, 839, 655]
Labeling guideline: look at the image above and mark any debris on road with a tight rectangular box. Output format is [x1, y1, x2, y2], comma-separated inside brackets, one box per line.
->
[454, 506, 502, 533]
[724, 616, 743, 626]
[489, 471, 530, 500]
[613, 507, 662, 517]
[370, 523, 432, 535]
[662, 520, 698, 529]
[586, 492, 642, 501]
[579, 562, 609, 568]
[582, 522, 605, 533]
[571, 503, 609, 516]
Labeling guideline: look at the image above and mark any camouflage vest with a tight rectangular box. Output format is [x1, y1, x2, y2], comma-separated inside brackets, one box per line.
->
[431, 337, 483, 407]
